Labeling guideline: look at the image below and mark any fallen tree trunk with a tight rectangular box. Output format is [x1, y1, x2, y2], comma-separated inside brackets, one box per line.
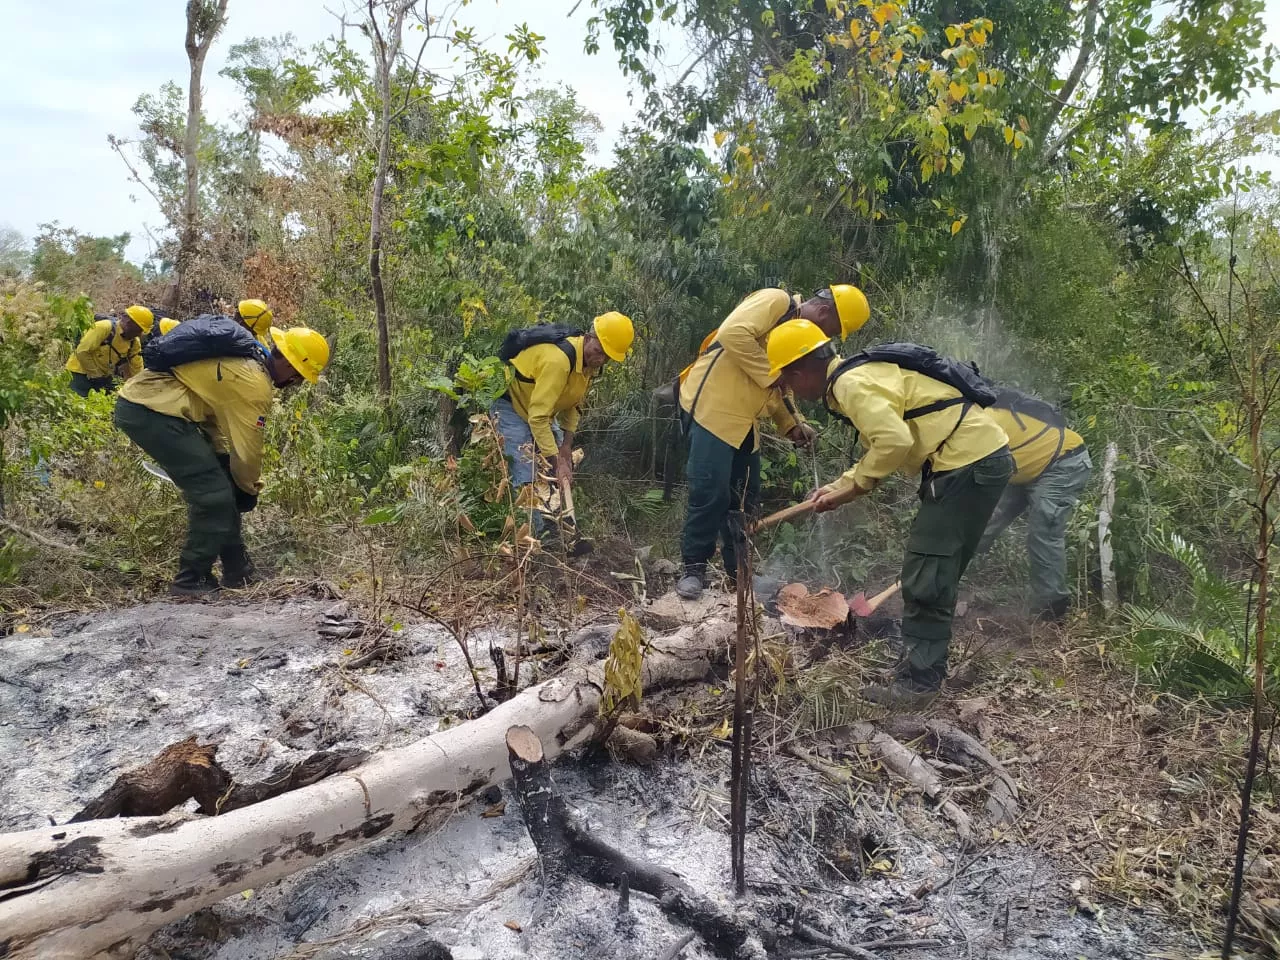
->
[0, 618, 733, 959]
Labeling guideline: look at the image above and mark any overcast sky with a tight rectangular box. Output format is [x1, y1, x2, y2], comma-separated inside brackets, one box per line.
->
[0, 0, 686, 263]
[2, 0, 1277, 265]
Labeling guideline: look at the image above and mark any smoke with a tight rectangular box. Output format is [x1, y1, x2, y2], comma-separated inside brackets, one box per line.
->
[754, 281, 1069, 597]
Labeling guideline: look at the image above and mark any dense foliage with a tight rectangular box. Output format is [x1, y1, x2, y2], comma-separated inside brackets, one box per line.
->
[2, 0, 1280, 699]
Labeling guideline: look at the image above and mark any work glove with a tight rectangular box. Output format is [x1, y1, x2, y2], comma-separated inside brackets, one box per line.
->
[234, 487, 259, 513]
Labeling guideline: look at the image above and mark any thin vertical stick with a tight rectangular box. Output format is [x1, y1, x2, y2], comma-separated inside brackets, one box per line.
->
[729, 523, 757, 896]
[1223, 281, 1271, 960]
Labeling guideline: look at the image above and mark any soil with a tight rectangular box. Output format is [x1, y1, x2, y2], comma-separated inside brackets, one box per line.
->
[0, 594, 1215, 959]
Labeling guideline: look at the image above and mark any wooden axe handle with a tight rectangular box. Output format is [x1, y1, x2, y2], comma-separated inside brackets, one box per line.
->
[752, 499, 816, 532]
[865, 580, 902, 614]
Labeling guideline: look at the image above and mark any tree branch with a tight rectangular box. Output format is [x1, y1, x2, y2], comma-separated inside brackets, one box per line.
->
[1041, 0, 1100, 162]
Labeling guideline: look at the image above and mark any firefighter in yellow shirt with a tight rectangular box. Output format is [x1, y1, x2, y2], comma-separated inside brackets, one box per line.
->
[491, 312, 634, 537]
[114, 327, 330, 595]
[234, 299, 274, 346]
[979, 390, 1091, 621]
[676, 284, 870, 600]
[65, 305, 153, 396]
[767, 319, 1013, 706]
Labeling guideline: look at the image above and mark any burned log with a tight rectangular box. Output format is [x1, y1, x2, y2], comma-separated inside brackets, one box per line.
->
[0, 618, 733, 959]
[505, 725, 765, 959]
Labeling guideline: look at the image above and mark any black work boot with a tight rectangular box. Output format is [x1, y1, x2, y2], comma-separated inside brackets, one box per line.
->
[220, 544, 258, 589]
[677, 564, 706, 600]
[1035, 597, 1070, 624]
[171, 568, 220, 597]
[861, 665, 945, 709]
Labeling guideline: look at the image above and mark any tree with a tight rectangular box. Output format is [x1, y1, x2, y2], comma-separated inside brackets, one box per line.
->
[0, 226, 29, 279]
[364, 0, 417, 398]
[171, 0, 232, 311]
[356, 1, 543, 398]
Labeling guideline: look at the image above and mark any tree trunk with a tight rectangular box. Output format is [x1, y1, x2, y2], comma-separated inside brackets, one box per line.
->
[1098, 441, 1118, 614]
[370, 115, 392, 398]
[0, 619, 731, 959]
[171, 0, 230, 313]
[367, 1, 404, 400]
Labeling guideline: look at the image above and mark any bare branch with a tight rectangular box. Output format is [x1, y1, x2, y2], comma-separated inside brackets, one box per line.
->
[107, 135, 167, 213]
[1041, 0, 1100, 162]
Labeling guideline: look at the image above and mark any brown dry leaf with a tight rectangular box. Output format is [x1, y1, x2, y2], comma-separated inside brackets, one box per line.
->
[481, 801, 507, 818]
[777, 583, 849, 629]
[503, 920, 523, 932]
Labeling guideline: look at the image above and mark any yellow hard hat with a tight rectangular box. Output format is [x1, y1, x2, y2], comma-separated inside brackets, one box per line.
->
[123, 304, 154, 334]
[825, 284, 870, 337]
[238, 299, 274, 337]
[270, 326, 330, 384]
[768, 319, 832, 378]
[593, 311, 634, 362]
[158, 317, 180, 335]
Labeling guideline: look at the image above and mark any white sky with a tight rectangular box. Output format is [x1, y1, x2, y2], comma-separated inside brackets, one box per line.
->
[0, 0, 687, 262]
[1, 0, 1277, 264]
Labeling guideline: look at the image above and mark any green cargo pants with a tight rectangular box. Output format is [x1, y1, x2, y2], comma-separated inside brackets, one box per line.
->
[681, 421, 760, 578]
[979, 447, 1092, 611]
[70, 372, 113, 397]
[113, 398, 242, 574]
[902, 447, 1013, 677]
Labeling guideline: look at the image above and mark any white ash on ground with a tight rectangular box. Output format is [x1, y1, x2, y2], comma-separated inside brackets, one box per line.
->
[0, 598, 489, 830]
[2, 597, 1201, 959]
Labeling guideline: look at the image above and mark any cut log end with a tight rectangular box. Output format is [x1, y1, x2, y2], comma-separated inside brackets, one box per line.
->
[506, 724, 545, 764]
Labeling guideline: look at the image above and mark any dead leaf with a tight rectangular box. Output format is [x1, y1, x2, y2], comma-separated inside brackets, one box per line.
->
[777, 583, 850, 629]
[482, 801, 507, 818]
[504, 919, 523, 932]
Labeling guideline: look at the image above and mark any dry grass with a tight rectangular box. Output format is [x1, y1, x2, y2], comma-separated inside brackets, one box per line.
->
[952, 612, 1280, 954]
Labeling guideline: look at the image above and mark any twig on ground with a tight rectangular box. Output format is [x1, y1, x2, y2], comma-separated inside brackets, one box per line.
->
[793, 921, 877, 959]
[0, 520, 84, 554]
[658, 931, 697, 960]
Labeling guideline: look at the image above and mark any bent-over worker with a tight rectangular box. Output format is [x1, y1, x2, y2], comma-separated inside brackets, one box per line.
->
[768, 319, 1013, 706]
[66, 305, 153, 396]
[676, 284, 870, 600]
[979, 390, 1091, 622]
[113, 327, 330, 595]
[490, 311, 634, 534]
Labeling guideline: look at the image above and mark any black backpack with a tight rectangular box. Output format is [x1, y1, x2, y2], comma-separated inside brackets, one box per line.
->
[991, 386, 1067, 429]
[825, 342, 998, 423]
[497, 323, 582, 378]
[143, 314, 266, 373]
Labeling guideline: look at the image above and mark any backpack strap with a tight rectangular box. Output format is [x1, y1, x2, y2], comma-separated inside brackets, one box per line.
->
[511, 337, 579, 383]
[826, 355, 976, 474]
[903, 396, 968, 420]
[683, 342, 724, 429]
[1003, 407, 1068, 469]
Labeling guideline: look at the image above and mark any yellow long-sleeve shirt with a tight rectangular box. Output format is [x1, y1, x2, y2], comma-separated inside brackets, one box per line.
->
[505, 336, 594, 457]
[65, 319, 142, 379]
[825, 358, 1009, 495]
[988, 407, 1085, 485]
[678, 288, 803, 448]
[118, 357, 273, 495]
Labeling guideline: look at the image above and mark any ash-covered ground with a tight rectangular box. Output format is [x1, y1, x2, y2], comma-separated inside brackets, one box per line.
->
[0, 596, 1199, 959]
